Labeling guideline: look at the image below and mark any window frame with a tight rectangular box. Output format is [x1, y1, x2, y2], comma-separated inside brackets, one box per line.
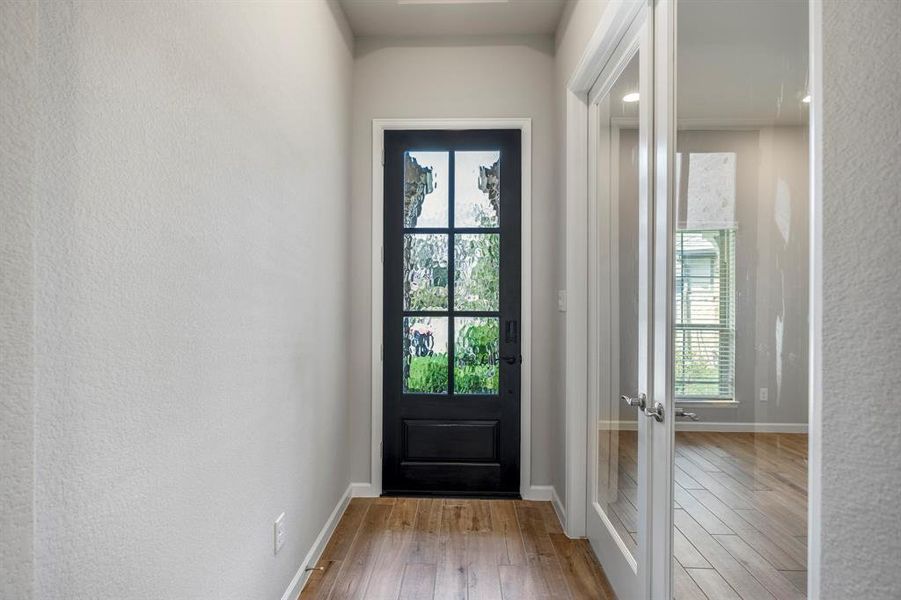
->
[673, 227, 736, 403]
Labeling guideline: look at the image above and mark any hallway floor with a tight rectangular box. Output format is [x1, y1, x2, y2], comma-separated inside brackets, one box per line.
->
[299, 498, 615, 599]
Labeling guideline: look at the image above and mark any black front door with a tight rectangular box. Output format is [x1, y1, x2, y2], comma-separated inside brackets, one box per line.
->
[383, 129, 521, 497]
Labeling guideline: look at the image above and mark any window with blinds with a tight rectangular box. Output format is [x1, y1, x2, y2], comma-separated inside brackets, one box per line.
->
[674, 229, 735, 400]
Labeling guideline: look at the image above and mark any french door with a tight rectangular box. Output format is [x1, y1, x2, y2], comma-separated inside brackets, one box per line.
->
[588, 0, 811, 598]
[382, 129, 521, 496]
[585, 3, 663, 598]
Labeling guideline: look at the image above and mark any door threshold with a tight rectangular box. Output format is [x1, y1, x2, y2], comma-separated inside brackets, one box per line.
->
[380, 490, 521, 500]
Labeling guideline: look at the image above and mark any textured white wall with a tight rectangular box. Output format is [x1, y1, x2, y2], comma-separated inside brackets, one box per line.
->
[8, 1, 354, 598]
[348, 36, 560, 489]
[0, 2, 37, 597]
[819, 0, 901, 596]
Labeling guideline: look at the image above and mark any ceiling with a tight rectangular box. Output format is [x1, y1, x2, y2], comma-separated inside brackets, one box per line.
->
[677, 0, 809, 125]
[601, 0, 809, 126]
[338, 0, 567, 38]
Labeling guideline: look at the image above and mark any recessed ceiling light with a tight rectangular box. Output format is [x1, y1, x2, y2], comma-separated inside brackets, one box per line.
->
[623, 92, 640, 103]
[802, 95, 811, 103]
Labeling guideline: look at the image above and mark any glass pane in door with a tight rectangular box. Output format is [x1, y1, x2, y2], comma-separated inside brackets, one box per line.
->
[454, 233, 499, 311]
[454, 151, 500, 227]
[454, 317, 499, 394]
[403, 316, 449, 393]
[404, 151, 448, 228]
[590, 47, 644, 567]
[672, 1, 809, 598]
[404, 234, 449, 310]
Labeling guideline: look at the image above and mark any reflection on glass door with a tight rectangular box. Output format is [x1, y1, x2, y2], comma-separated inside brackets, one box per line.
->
[596, 61, 642, 554]
[670, 1, 810, 598]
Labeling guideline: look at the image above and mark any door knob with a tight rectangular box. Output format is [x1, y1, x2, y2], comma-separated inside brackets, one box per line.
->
[500, 355, 522, 365]
[674, 407, 699, 421]
[621, 393, 647, 410]
[644, 402, 664, 423]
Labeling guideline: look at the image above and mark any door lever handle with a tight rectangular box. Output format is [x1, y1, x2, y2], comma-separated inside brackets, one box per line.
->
[500, 355, 522, 365]
[644, 402, 664, 423]
[674, 407, 699, 421]
[621, 393, 647, 410]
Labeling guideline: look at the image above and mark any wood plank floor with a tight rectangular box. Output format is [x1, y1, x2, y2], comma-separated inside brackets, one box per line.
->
[299, 498, 616, 600]
[300, 432, 806, 600]
[672, 432, 808, 600]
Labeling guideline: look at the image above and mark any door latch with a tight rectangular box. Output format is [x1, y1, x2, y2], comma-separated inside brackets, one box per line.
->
[674, 407, 699, 421]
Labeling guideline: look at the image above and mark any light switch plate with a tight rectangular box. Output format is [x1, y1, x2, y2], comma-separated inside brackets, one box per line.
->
[274, 512, 286, 554]
[558, 290, 567, 312]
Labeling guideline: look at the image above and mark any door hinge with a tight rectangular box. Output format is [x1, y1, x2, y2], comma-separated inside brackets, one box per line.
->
[380, 245, 384, 264]
[381, 148, 385, 166]
[380, 343, 383, 362]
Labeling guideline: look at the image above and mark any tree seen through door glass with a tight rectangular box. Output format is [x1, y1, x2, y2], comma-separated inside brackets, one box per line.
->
[404, 151, 448, 228]
[454, 317, 499, 394]
[403, 316, 448, 393]
[454, 151, 500, 227]
[454, 234, 499, 311]
[404, 234, 448, 310]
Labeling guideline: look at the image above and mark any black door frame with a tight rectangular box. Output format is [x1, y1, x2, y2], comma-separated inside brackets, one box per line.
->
[380, 128, 523, 497]
[370, 120, 532, 500]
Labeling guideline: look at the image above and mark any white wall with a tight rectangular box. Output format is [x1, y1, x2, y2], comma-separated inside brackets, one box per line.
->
[554, 0, 609, 510]
[1, 1, 354, 598]
[555, 0, 609, 91]
[819, 0, 901, 596]
[348, 36, 560, 490]
[0, 2, 37, 597]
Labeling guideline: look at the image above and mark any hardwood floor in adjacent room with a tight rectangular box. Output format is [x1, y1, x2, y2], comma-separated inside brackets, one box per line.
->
[672, 432, 808, 600]
[298, 498, 615, 600]
[597, 431, 808, 600]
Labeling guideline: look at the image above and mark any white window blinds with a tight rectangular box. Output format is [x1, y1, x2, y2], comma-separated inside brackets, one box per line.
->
[674, 229, 735, 400]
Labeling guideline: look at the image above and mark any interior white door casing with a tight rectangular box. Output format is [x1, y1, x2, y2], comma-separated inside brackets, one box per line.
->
[563, 0, 647, 543]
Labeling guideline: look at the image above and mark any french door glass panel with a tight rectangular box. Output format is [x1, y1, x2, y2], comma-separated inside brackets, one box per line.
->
[669, 1, 810, 599]
[592, 51, 643, 557]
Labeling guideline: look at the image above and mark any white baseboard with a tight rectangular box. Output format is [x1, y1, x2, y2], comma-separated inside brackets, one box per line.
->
[522, 484, 555, 501]
[675, 421, 809, 433]
[551, 487, 566, 532]
[522, 485, 568, 533]
[598, 420, 808, 433]
[280, 484, 352, 600]
[349, 482, 379, 498]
